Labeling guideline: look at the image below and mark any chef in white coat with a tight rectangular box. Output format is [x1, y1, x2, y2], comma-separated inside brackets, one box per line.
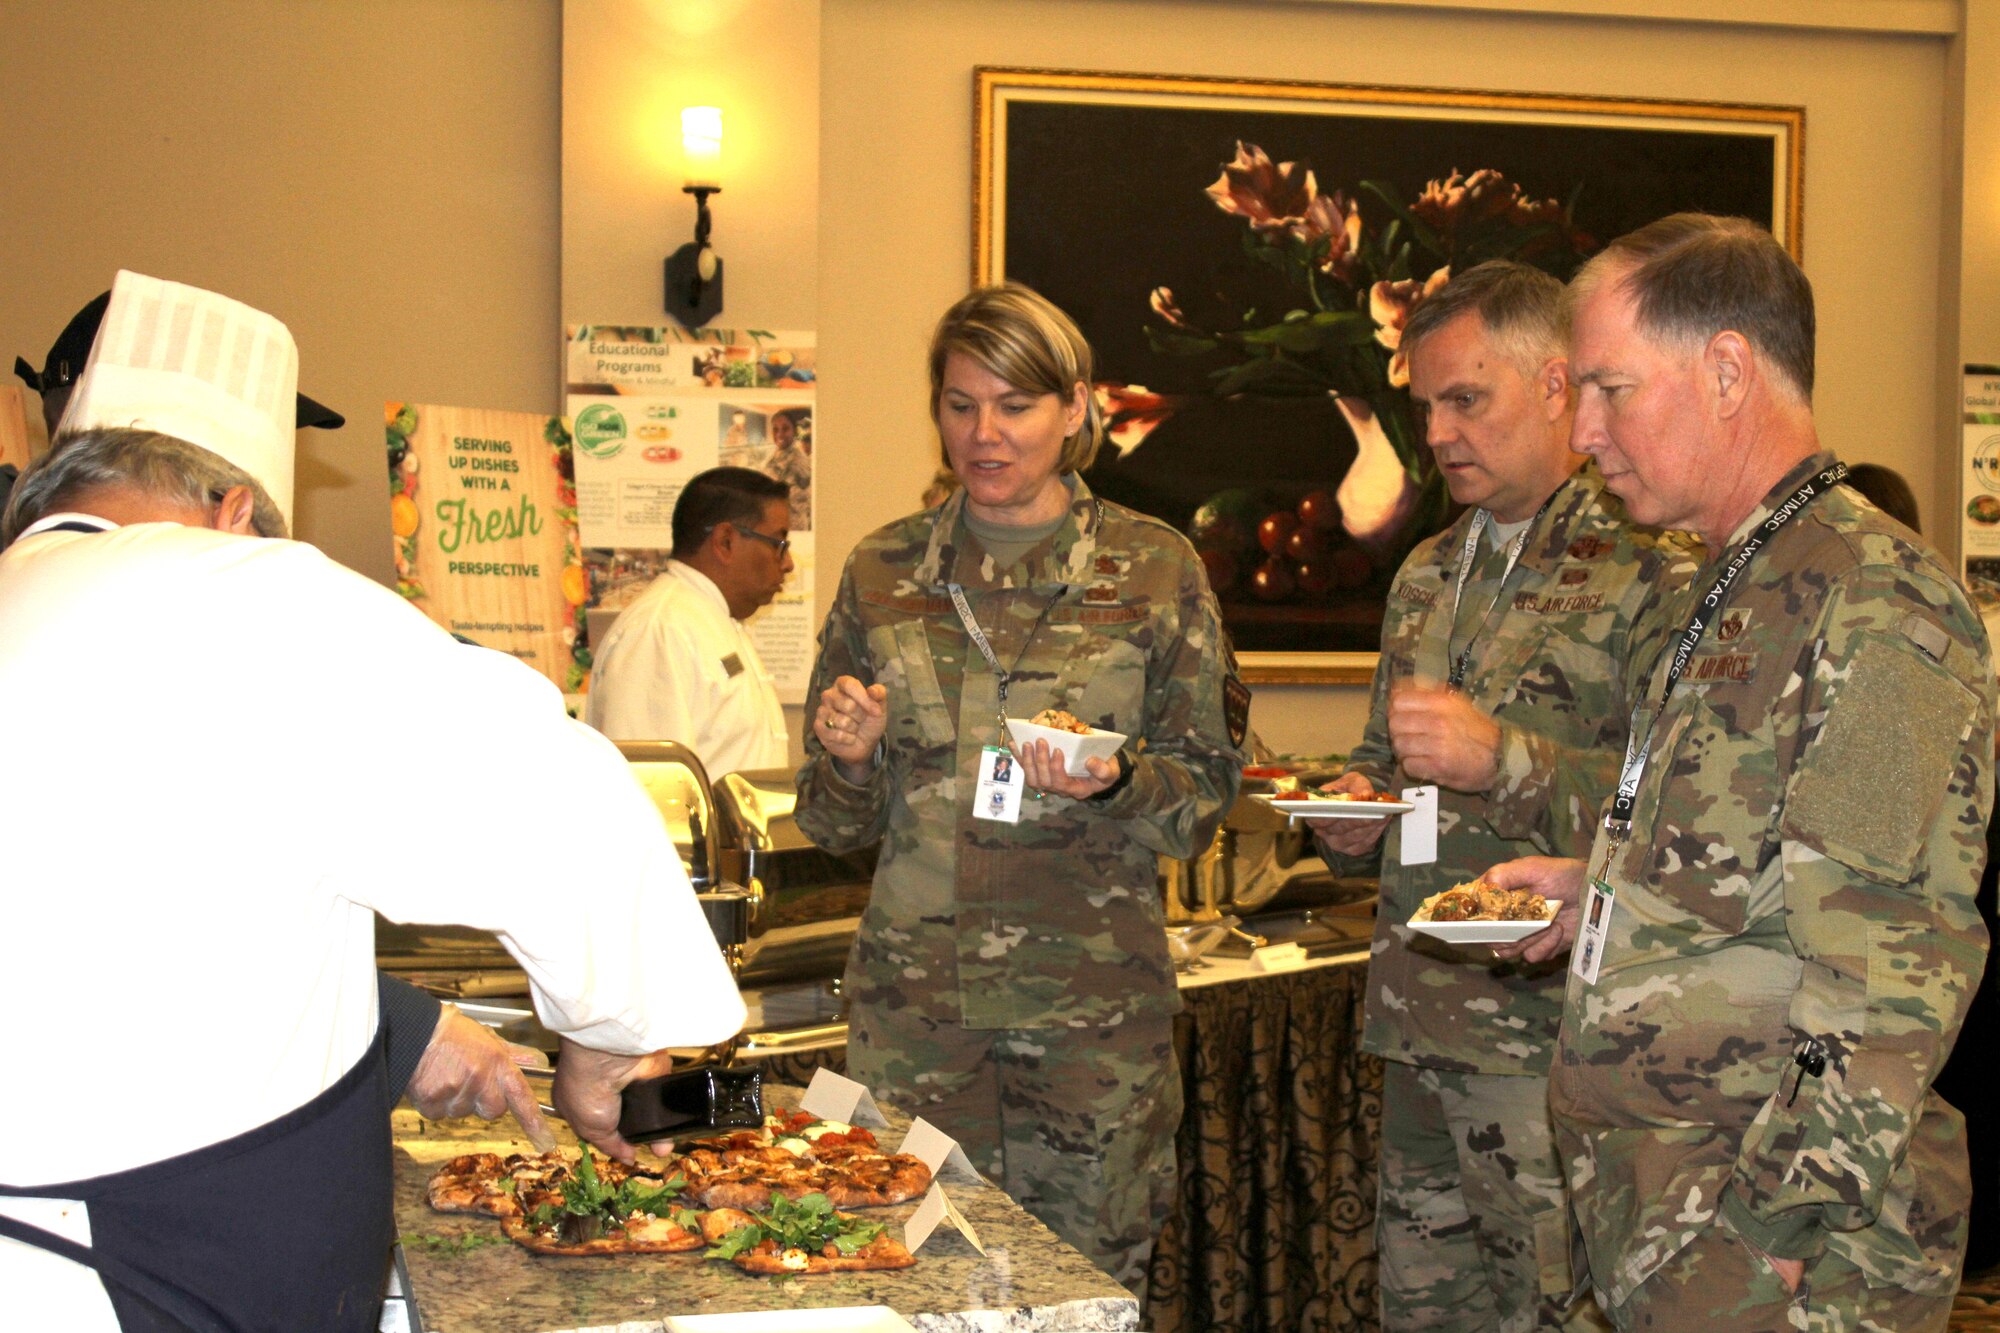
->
[586, 466, 792, 775]
[0, 271, 746, 1332]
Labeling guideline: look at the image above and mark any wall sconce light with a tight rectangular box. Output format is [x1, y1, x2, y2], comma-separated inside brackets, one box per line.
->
[665, 106, 724, 327]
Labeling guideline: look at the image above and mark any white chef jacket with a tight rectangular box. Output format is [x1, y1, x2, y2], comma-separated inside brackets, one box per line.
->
[0, 519, 746, 1326]
[585, 561, 788, 776]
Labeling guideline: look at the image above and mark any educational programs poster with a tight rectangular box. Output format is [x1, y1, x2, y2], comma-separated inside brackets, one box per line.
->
[385, 402, 590, 691]
[1963, 364, 2000, 643]
[563, 325, 816, 696]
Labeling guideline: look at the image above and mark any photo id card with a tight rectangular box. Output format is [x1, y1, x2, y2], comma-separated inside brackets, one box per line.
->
[1572, 878, 1615, 985]
[974, 745, 1023, 824]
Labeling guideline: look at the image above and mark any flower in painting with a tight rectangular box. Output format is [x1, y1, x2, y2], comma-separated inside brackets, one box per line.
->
[1150, 287, 1191, 329]
[1369, 268, 1452, 387]
[1096, 382, 1186, 459]
[1304, 191, 1365, 283]
[1206, 142, 1317, 235]
[1412, 168, 1517, 234]
[1205, 142, 1366, 281]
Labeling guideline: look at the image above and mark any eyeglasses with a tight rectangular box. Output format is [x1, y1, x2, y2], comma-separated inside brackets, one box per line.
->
[726, 523, 790, 557]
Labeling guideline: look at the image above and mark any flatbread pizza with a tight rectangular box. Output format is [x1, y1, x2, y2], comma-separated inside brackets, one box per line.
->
[701, 1194, 918, 1275]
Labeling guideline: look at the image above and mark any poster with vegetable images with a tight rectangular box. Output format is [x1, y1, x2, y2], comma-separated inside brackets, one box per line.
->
[1964, 365, 2000, 645]
[563, 325, 816, 696]
[385, 402, 590, 691]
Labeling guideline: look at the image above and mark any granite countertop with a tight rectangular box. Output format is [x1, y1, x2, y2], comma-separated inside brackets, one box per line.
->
[392, 1084, 1140, 1333]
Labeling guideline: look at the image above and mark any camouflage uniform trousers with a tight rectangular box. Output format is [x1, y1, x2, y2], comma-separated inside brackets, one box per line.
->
[1377, 1061, 1609, 1332]
[848, 1001, 1181, 1299]
[1602, 1216, 1955, 1332]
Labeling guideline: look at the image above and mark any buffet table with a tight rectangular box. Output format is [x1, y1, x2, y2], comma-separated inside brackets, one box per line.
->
[717, 947, 1386, 1333]
[390, 1087, 1139, 1332]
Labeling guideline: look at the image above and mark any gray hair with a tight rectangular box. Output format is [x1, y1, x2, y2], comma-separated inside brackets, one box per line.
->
[2, 426, 289, 546]
[1402, 260, 1568, 380]
[1568, 213, 1813, 402]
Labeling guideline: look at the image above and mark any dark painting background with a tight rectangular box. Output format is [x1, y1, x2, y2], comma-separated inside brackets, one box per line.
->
[996, 92, 1782, 653]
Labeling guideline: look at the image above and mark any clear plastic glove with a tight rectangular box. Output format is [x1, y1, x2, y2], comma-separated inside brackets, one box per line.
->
[1303, 771, 1391, 858]
[551, 1039, 677, 1164]
[406, 1004, 556, 1152]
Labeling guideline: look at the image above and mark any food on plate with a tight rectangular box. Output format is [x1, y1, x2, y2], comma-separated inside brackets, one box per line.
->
[1970, 495, 2000, 525]
[1413, 879, 1554, 923]
[1297, 788, 1404, 803]
[671, 1109, 932, 1210]
[429, 1146, 704, 1255]
[702, 1193, 918, 1275]
[1029, 708, 1093, 734]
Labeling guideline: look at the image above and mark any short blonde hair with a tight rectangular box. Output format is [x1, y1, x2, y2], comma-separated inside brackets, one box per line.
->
[928, 284, 1104, 475]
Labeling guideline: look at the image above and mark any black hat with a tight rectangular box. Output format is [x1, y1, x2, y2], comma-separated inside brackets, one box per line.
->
[13, 291, 107, 398]
[14, 289, 346, 430]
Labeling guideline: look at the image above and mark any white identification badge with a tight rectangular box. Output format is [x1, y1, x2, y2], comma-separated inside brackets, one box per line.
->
[1572, 878, 1615, 985]
[973, 745, 1023, 824]
[1398, 785, 1439, 866]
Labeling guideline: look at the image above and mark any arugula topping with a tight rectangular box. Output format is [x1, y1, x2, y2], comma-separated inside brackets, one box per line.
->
[526, 1151, 689, 1234]
[704, 1192, 885, 1261]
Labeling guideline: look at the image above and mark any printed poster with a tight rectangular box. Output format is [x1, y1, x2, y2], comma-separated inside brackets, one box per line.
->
[385, 402, 590, 690]
[564, 325, 816, 697]
[0, 384, 31, 475]
[1962, 365, 2000, 634]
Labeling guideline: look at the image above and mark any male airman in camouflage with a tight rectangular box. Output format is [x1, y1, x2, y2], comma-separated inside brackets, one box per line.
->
[1309, 260, 1695, 1332]
[1490, 215, 1993, 1331]
[793, 288, 1244, 1295]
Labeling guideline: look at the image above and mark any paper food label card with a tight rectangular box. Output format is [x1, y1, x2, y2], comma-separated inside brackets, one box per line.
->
[899, 1117, 981, 1182]
[903, 1183, 986, 1256]
[1399, 785, 1440, 866]
[799, 1067, 888, 1127]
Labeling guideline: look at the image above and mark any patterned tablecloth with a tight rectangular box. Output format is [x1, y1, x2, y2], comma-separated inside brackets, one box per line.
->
[1146, 956, 1381, 1333]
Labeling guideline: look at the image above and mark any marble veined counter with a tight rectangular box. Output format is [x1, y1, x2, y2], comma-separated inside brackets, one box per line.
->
[391, 1084, 1141, 1333]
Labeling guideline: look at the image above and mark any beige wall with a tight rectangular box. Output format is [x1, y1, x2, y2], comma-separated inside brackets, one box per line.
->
[0, 0, 563, 585]
[562, 1, 821, 330]
[818, 0, 1952, 752]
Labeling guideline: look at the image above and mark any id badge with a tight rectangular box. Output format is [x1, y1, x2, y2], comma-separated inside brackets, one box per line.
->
[1571, 878, 1615, 985]
[973, 745, 1023, 824]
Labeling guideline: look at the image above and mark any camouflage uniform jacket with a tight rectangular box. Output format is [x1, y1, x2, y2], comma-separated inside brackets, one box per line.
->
[1550, 451, 1995, 1307]
[1330, 464, 1698, 1075]
[793, 477, 1245, 1029]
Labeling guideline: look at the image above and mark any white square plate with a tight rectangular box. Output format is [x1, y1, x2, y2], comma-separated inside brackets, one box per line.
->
[1406, 917, 1553, 944]
[663, 1307, 917, 1333]
[1004, 718, 1126, 777]
[1255, 793, 1414, 819]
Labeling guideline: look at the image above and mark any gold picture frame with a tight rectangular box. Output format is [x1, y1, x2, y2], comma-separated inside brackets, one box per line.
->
[974, 67, 1802, 685]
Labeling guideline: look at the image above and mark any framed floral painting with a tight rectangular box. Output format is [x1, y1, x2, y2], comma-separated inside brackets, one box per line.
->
[973, 68, 1802, 683]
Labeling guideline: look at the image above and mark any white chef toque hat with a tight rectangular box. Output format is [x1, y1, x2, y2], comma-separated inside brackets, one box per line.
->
[59, 270, 302, 524]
